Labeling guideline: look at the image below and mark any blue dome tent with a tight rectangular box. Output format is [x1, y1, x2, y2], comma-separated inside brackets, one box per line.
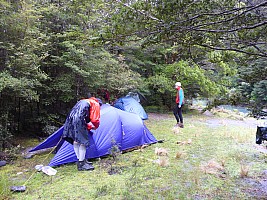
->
[113, 96, 148, 120]
[30, 104, 157, 166]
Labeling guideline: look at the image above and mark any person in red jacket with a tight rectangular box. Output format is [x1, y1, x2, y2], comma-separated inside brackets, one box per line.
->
[173, 82, 185, 128]
[62, 93, 102, 171]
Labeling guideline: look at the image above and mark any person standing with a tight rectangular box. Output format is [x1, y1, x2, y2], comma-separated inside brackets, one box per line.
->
[173, 82, 185, 128]
[62, 93, 102, 171]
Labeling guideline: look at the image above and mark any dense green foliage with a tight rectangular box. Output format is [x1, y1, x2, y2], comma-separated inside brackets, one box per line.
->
[236, 58, 267, 113]
[0, 0, 266, 147]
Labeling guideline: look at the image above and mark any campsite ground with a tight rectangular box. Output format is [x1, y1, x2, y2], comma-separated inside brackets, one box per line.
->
[1, 108, 267, 199]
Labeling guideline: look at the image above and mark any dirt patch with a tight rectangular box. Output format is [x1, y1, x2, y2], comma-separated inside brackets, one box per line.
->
[240, 175, 267, 199]
[147, 113, 173, 121]
[148, 112, 259, 129]
[205, 118, 258, 128]
[253, 144, 267, 154]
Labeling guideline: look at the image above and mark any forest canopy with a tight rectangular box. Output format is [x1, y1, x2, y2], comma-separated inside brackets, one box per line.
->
[0, 0, 266, 147]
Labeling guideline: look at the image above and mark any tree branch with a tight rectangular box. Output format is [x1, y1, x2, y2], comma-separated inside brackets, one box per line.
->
[114, 0, 164, 23]
[198, 44, 267, 57]
[193, 20, 267, 32]
[188, 1, 267, 20]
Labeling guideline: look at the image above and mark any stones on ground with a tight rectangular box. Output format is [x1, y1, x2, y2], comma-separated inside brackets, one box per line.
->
[10, 185, 26, 192]
[23, 153, 35, 159]
[0, 160, 7, 167]
[203, 110, 213, 117]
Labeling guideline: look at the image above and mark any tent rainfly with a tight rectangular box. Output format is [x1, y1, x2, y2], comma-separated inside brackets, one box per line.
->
[113, 96, 148, 120]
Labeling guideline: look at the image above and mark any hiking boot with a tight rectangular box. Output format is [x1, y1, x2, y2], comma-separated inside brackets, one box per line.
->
[174, 123, 180, 128]
[77, 161, 95, 171]
[85, 159, 93, 165]
[76, 159, 92, 165]
[179, 123, 184, 128]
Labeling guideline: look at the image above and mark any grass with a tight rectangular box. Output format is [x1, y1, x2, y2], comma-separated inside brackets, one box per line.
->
[1, 110, 266, 199]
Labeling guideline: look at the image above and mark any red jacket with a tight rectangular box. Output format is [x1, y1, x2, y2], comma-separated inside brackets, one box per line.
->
[84, 97, 100, 130]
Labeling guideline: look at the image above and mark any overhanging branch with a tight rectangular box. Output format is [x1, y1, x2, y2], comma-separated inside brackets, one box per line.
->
[192, 21, 267, 33]
[114, 0, 164, 23]
[198, 44, 267, 57]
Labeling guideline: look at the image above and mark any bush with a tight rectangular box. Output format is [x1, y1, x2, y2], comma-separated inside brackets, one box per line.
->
[144, 105, 169, 113]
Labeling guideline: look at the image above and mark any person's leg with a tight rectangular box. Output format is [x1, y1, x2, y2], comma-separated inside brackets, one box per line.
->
[177, 106, 184, 127]
[173, 104, 180, 124]
[177, 107, 183, 123]
[73, 141, 80, 160]
[76, 143, 94, 171]
[78, 144, 86, 162]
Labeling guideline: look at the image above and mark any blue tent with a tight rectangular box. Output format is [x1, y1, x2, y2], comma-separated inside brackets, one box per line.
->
[113, 96, 148, 120]
[30, 126, 64, 152]
[30, 104, 157, 166]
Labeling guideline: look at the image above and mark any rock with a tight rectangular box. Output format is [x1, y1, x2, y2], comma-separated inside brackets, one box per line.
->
[0, 160, 7, 167]
[261, 170, 267, 176]
[203, 110, 213, 117]
[10, 185, 26, 192]
[23, 153, 34, 159]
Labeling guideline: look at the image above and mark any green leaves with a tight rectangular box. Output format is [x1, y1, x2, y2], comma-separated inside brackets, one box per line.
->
[165, 60, 220, 98]
[251, 80, 267, 104]
[0, 71, 40, 101]
[0, 0, 266, 141]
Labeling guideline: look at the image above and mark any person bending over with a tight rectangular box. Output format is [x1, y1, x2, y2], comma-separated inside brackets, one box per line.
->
[62, 93, 102, 171]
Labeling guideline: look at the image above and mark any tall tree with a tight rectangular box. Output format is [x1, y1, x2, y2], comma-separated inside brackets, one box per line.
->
[106, 0, 267, 57]
[236, 57, 267, 112]
[0, 0, 48, 146]
[101, 0, 266, 110]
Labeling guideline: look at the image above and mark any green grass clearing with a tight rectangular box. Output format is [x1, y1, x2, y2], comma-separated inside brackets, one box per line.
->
[1, 111, 267, 199]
